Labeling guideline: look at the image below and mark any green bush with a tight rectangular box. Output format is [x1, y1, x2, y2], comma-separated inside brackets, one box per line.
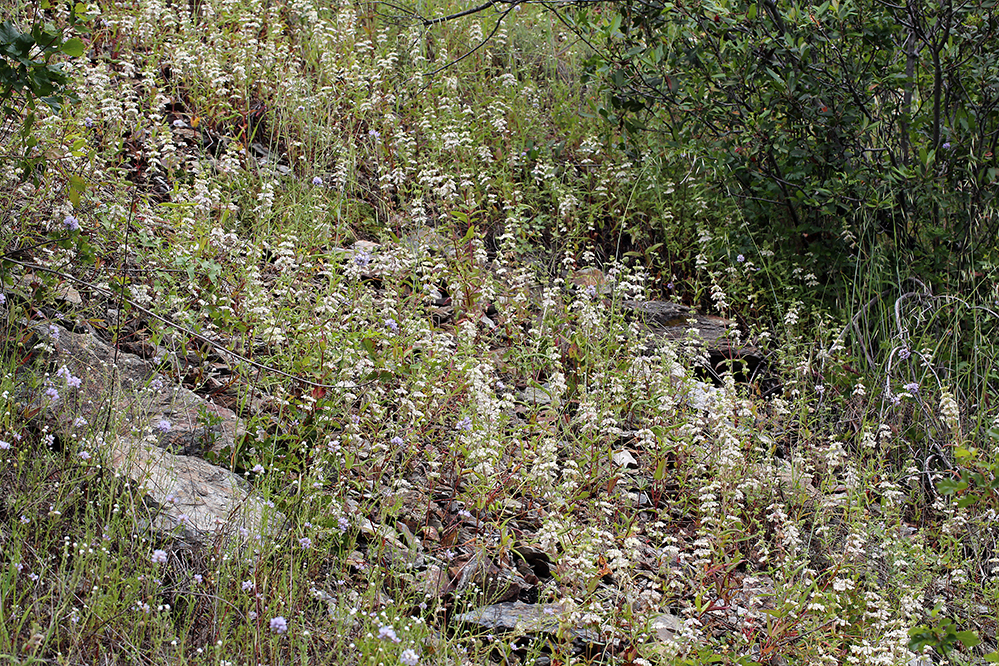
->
[0, 3, 86, 182]
[577, 0, 999, 298]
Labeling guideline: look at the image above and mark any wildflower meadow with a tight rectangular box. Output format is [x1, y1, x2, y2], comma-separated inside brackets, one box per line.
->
[1, 1, 998, 665]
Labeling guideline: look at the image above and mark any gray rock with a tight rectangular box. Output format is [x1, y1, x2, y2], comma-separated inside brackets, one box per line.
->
[650, 613, 685, 642]
[453, 551, 531, 603]
[29, 323, 284, 545]
[518, 384, 553, 406]
[612, 449, 639, 470]
[621, 300, 762, 364]
[685, 380, 719, 412]
[454, 601, 602, 645]
[400, 227, 456, 259]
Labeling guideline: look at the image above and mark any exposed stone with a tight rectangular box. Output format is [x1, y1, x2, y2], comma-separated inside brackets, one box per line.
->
[685, 380, 720, 412]
[454, 601, 602, 645]
[451, 551, 531, 603]
[621, 300, 763, 370]
[650, 612, 686, 642]
[613, 449, 639, 470]
[26, 322, 284, 546]
[518, 384, 553, 406]
[567, 267, 613, 295]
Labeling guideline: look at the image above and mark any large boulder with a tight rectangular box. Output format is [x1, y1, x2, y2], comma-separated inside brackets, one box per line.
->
[24, 322, 285, 546]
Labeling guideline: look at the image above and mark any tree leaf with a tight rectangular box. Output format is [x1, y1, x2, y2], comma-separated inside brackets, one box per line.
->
[60, 38, 85, 57]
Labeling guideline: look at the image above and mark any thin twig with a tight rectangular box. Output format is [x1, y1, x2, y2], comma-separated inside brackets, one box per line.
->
[104, 189, 136, 436]
[423, 0, 499, 26]
[422, 3, 518, 82]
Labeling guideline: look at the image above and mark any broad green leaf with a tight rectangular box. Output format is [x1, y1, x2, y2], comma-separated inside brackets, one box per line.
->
[60, 38, 84, 57]
[935, 478, 968, 495]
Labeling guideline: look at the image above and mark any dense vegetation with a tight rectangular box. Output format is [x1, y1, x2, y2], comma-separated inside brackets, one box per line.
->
[582, 0, 999, 297]
[1, 0, 998, 664]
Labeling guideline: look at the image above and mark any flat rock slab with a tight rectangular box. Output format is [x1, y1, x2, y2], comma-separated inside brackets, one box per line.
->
[28, 322, 283, 545]
[621, 300, 762, 364]
[454, 601, 601, 645]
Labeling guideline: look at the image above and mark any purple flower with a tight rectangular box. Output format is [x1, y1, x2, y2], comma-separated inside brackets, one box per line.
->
[269, 616, 288, 634]
[73, 417, 88, 427]
[241, 580, 254, 592]
[312, 176, 323, 186]
[378, 625, 399, 642]
[898, 348, 911, 360]
[667, 282, 674, 291]
[337, 516, 350, 532]
[385, 318, 399, 333]
[299, 537, 313, 549]
[193, 574, 203, 584]
[152, 549, 168, 564]
[456, 417, 472, 432]
[390, 436, 405, 447]
[78, 450, 91, 461]
[904, 382, 919, 393]
[252, 464, 265, 474]
[84, 117, 94, 128]
[0, 292, 5, 304]
[155, 420, 171, 433]
[369, 129, 380, 140]
[48, 324, 60, 341]
[172, 119, 185, 128]
[585, 285, 597, 298]
[736, 254, 745, 262]
[0, 440, 9, 450]
[45, 386, 60, 401]
[354, 250, 372, 268]
[942, 142, 952, 150]
[63, 215, 80, 231]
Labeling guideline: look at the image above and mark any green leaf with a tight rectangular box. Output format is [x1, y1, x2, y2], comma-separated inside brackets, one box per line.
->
[747, 3, 757, 19]
[955, 494, 979, 509]
[936, 478, 968, 495]
[60, 38, 84, 57]
[956, 631, 981, 649]
[654, 457, 667, 481]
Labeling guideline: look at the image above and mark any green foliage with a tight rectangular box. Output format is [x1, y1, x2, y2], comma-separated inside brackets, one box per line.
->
[937, 430, 999, 511]
[908, 605, 998, 661]
[0, 3, 88, 182]
[580, 0, 999, 298]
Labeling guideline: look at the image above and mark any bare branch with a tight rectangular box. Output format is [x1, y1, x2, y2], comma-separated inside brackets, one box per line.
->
[423, 3, 519, 81]
[424, 0, 501, 26]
